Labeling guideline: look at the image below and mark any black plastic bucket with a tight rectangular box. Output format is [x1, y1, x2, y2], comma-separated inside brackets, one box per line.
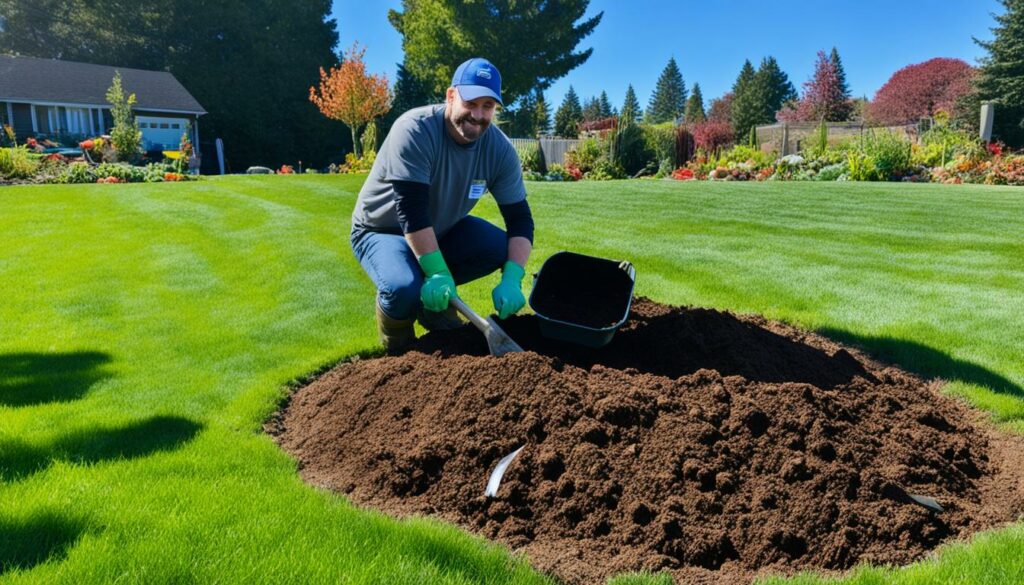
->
[529, 251, 636, 348]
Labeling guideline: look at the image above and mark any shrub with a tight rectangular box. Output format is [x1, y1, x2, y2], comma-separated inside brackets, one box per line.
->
[55, 162, 97, 184]
[860, 130, 912, 179]
[718, 145, 772, 169]
[340, 151, 375, 173]
[642, 122, 677, 166]
[515, 142, 543, 173]
[544, 164, 577, 181]
[868, 58, 975, 125]
[95, 162, 146, 182]
[564, 138, 604, 175]
[691, 121, 734, 153]
[106, 72, 142, 163]
[586, 159, 626, 180]
[614, 121, 653, 176]
[0, 146, 40, 179]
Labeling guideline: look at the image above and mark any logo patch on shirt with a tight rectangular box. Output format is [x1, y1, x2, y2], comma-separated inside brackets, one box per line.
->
[468, 180, 487, 200]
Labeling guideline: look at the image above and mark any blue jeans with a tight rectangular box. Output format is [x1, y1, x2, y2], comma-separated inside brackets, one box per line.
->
[351, 216, 508, 320]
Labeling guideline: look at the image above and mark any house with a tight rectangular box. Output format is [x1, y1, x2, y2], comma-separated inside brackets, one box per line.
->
[0, 54, 206, 154]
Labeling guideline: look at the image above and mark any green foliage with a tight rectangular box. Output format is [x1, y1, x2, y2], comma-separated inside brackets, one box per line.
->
[534, 91, 552, 135]
[586, 158, 626, 180]
[388, 0, 602, 105]
[860, 130, 913, 179]
[846, 151, 881, 181]
[719, 145, 771, 169]
[361, 121, 378, 156]
[621, 85, 643, 124]
[0, 146, 40, 179]
[641, 123, 677, 167]
[55, 161, 97, 184]
[754, 56, 798, 122]
[564, 137, 604, 174]
[106, 72, 142, 163]
[683, 83, 706, 124]
[515, 142, 544, 173]
[730, 60, 761, 140]
[645, 57, 687, 124]
[555, 86, 584, 137]
[95, 162, 146, 182]
[614, 119, 652, 176]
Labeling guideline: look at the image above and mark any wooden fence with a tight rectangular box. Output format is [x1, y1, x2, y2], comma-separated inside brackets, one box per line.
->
[509, 136, 580, 168]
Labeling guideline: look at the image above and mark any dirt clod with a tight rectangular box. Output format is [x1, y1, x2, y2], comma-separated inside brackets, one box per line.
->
[271, 298, 1024, 584]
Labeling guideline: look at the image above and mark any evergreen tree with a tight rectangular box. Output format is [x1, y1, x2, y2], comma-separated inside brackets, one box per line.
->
[645, 57, 687, 123]
[389, 0, 602, 105]
[534, 90, 552, 135]
[501, 91, 538, 137]
[830, 47, 851, 100]
[683, 83, 706, 124]
[777, 50, 854, 122]
[753, 56, 797, 123]
[598, 91, 616, 117]
[621, 84, 642, 123]
[382, 60, 438, 137]
[974, 0, 1024, 145]
[554, 85, 583, 137]
[730, 60, 762, 140]
[582, 96, 603, 122]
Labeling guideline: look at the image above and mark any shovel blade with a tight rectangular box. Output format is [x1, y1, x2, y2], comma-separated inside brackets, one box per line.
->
[485, 317, 524, 356]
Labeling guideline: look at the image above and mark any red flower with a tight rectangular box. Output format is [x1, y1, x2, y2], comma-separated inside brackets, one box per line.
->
[987, 142, 1004, 157]
[279, 165, 295, 174]
[80, 139, 95, 150]
[671, 168, 695, 180]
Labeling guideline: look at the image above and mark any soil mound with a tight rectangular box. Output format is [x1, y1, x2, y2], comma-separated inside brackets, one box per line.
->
[271, 299, 1024, 584]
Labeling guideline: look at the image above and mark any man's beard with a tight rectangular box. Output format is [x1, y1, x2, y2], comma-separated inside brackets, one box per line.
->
[453, 111, 489, 140]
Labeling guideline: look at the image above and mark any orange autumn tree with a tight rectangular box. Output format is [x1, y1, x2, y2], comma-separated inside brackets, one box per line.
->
[310, 43, 392, 159]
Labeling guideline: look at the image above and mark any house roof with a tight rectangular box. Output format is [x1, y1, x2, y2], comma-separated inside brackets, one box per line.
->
[0, 54, 206, 114]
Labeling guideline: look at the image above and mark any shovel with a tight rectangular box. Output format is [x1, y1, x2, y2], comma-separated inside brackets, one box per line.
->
[449, 297, 524, 357]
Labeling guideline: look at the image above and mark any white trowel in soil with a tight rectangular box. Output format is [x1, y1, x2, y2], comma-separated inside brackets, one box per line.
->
[449, 298, 524, 357]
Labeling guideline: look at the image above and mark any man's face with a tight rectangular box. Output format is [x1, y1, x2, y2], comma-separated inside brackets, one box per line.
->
[445, 87, 498, 144]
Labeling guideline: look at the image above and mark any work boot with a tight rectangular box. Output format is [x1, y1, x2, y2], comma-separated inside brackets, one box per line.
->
[417, 305, 464, 331]
[376, 302, 416, 354]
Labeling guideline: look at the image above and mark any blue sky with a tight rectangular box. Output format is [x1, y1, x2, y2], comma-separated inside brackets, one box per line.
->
[331, 0, 1004, 110]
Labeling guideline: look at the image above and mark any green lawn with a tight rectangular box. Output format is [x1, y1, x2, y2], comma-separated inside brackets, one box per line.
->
[1, 176, 1022, 584]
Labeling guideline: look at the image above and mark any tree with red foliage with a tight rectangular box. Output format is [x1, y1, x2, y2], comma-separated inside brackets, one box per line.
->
[310, 43, 392, 158]
[868, 58, 975, 125]
[707, 93, 734, 123]
[777, 50, 853, 122]
[691, 120, 734, 152]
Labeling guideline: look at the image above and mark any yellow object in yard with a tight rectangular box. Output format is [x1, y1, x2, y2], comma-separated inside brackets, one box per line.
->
[163, 150, 183, 160]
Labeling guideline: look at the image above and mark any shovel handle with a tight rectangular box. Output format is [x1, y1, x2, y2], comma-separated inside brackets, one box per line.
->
[449, 297, 490, 333]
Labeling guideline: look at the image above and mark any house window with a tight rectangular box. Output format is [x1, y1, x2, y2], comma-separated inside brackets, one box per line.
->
[171, 123, 180, 129]
[159, 123, 169, 129]
[140, 123, 148, 128]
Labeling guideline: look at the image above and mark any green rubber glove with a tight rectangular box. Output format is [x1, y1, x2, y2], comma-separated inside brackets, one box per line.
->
[491, 261, 526, 319]
[418, 250, 457, 312]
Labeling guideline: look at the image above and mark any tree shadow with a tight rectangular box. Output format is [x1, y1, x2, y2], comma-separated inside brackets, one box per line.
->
[0, 415, 203, 481]
[0, 352, 112, 407]
[816, 327, 1024, 399]
[0, 511, 86, 574]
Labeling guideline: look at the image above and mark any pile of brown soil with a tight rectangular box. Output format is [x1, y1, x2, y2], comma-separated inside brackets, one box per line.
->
[270, 299, 1024, 584]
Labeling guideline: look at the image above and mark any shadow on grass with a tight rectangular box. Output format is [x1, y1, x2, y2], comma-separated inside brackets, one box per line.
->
[0, 352, 112, 407]
[0, 511, 85, 574]
[0, 415, 203, 481]
[817, 327, 1024, 399]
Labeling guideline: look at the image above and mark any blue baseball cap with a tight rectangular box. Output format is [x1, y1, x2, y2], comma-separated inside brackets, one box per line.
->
[451, 58, 503, 105]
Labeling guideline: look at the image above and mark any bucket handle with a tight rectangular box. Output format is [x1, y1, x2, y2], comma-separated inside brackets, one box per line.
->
[618, 260, 636, 282]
